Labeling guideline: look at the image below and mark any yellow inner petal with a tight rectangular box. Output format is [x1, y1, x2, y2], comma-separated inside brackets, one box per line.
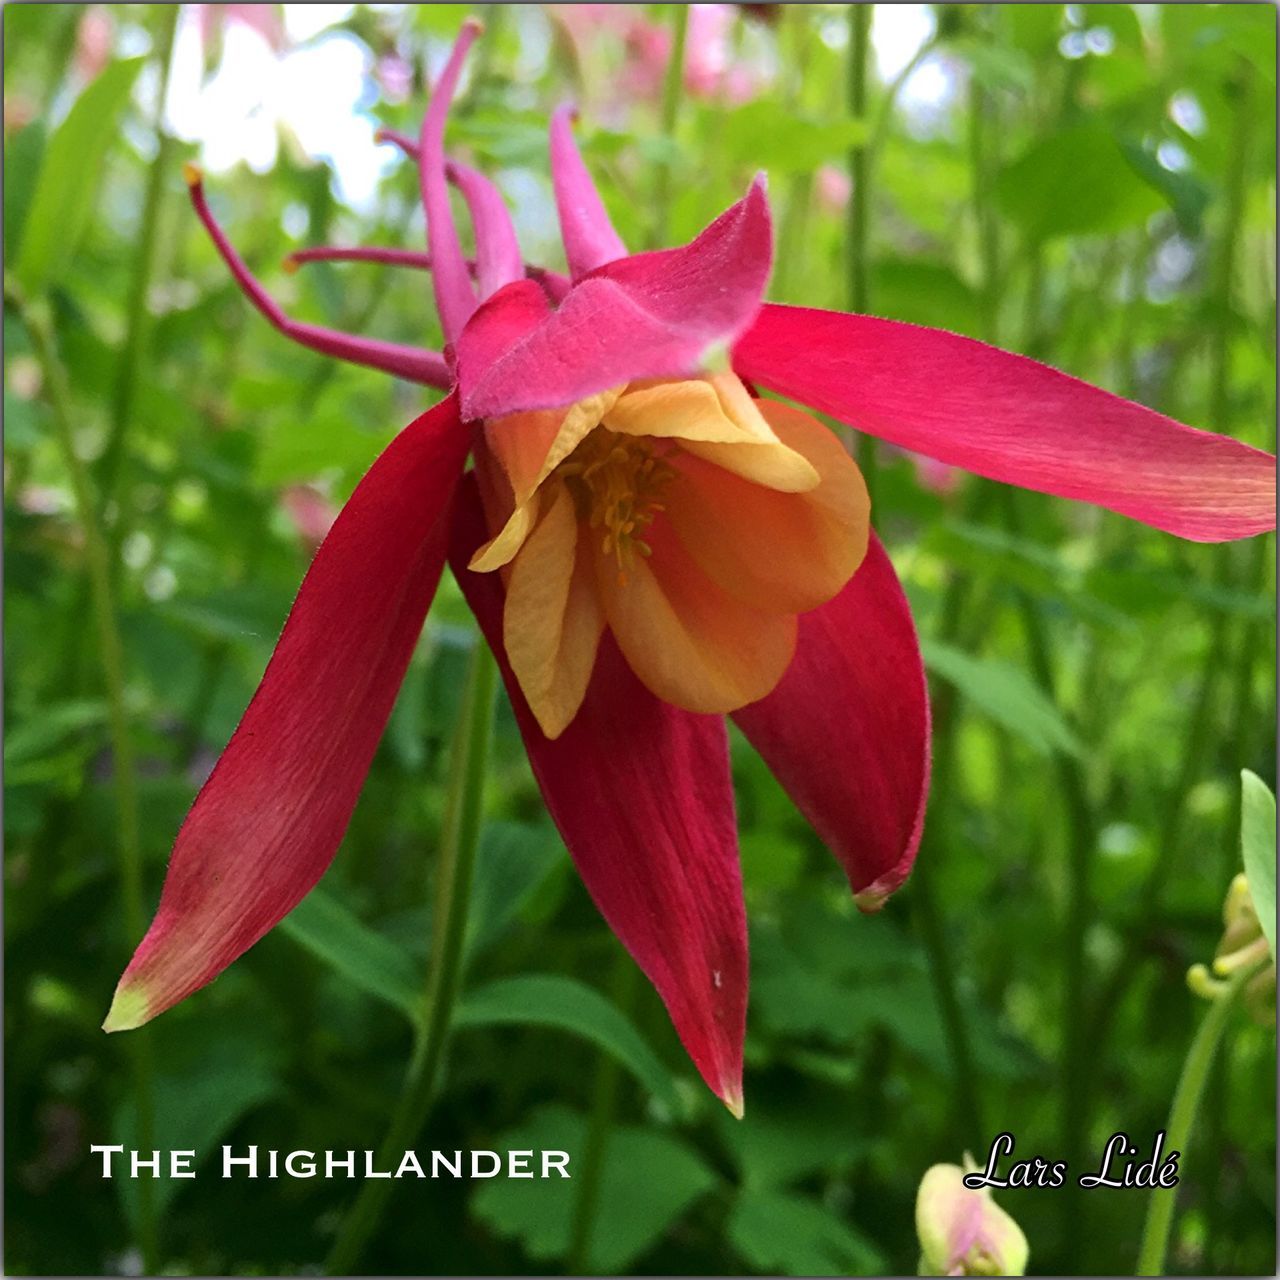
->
[502, 480, 605, 738]
[473, 374, 868, 737]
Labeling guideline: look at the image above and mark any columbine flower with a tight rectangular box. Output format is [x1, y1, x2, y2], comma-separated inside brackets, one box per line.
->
[104, 22, 1275, 1113]
[916, 1159, 1029, 1276]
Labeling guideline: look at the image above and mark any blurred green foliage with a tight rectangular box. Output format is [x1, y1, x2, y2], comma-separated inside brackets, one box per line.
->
[4, 3, 1275, 1275]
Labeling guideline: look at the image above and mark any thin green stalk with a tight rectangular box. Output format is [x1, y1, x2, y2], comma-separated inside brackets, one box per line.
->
[11, 284, 159, 1273]
[846, 4, 876, 494]
[911, 861, 985, 1148]
[769, 6, 815, 303]
[324, 640, 498, 1276]
[845, 4, 872, 315]
[911, 522, 990, 1149]
[1084, 52, 1257, 1059]
[98, 4, 181, 534]
[650, 3, 689, 250]
[865, 35, 938, 172]
[967, 59, 1000, 340]
[567, 958, 640, 1274]
[1135, 958, 1266, 1276]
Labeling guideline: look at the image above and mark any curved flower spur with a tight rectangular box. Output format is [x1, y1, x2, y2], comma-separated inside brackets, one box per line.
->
[106, 21, 1276, 1114]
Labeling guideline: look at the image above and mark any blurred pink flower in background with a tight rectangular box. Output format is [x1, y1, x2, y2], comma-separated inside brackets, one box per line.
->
[376, 51, 414, 104]
[281, 484, 338, 554]
[192, 3, 285, 56]
[911, 453, 963, 497]
[549, 3, 771, 111]
[684, 4, 768, 104]
[882, 444, 964, 497]
[816, 164, 852, 214]
[73, 6, 115, 81]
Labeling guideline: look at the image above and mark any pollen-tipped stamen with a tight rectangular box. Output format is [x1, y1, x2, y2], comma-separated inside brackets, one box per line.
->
[184, 166, 451, 386]
[558, 429, 676, 585]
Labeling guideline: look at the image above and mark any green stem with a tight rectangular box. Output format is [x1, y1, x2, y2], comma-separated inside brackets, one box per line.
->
[324, 640, 497, 1275]
[98, 3, 181, 533]
[769, 7, 815, 303]
[846, 3, 876, 492]
[967, 54, 1000, 341]
[865, 36, 938, 172]
[845, 4, 872, 314]
[650, 3, 689, 250]
[567, 958, 640, 1274]
[912, 514, 990, 1149]
[911, 863, 985, 1147]
[1135, 959, 1265, 1276]
[1082, 52, 1257, 1071]
[11, 283, 159, 1272]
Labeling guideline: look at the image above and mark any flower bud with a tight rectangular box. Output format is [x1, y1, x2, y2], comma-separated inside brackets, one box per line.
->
[1191, 873, 1278, 1026]
[916, 1158, 1029, 1276]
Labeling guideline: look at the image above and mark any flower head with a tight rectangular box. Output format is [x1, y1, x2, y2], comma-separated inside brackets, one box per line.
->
[105, 22, 1276, 1112]
[1188, 872, 1276, 1025]
[916, 1159, 1029, 1276]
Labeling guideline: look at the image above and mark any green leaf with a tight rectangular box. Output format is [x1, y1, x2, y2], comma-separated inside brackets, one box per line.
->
[728, 1188, 887, 1276]
[3, 699, 106, 768]
[718, 1090, 869, 1190]
[1240, 770, 1276, 959]
[455, 974, 680, 1111]
[279, 889, 419, 1015]
[115, 1025, 282, 1226]
[1120, 139, 1211, 236]
[921, 640, 1084, 757]
[466, 820, 565, 960]
[995, 124, 1165, 240]
[253, 411, 395, 488]
[717, 101, 869, 173]
[14, 58, 144, 293]
[870, 259, 981, 336]
[471, 1105, 716, 1272]
[3, 121, 46, 262]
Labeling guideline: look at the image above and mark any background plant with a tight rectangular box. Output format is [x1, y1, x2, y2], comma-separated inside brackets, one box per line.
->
[5, 4, 1275, 1275]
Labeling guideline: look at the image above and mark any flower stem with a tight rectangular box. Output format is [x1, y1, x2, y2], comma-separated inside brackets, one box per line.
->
[567, 957, 640, 1274]
[912, 522, 992, 1150]
[1134, 958, 1266, 1277]
[1080, 50, 1257, 1101]
[846, 4, 876, 491]
[650, 3, 689, 249]
[324, 638, 497, 1275]
[10, 282, 160, 1273]
[845, 3, 872, 315]
[97, 2, 180, 523]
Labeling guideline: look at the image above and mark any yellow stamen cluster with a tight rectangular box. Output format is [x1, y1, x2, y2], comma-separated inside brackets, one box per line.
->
[558, 428, 675, 583]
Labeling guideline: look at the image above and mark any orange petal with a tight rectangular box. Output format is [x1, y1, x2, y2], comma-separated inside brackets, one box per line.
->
[598, 520, 797, 714]
[503, 480, 605, 737]
[607, 374, 818, 492]
[474, 387, 622, 570]
[666, 399, 870, 613]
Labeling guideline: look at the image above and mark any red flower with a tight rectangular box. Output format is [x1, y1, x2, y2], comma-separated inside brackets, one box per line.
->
[105, 22, 1275, 1114]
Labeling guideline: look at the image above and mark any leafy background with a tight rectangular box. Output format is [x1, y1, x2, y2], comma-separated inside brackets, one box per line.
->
[4, 3, 1275, 1275]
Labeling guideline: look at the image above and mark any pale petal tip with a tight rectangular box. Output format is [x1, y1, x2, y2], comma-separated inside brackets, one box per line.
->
[720, 1081, 745, 1120]
[853, 883, 892, 914]
[102, 981, 151, 1033]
